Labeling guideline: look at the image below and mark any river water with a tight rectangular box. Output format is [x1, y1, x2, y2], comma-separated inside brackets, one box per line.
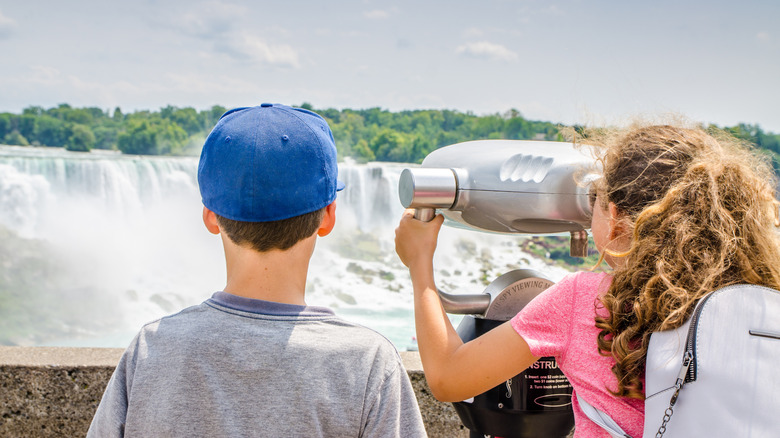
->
[0, 145, 570, 350]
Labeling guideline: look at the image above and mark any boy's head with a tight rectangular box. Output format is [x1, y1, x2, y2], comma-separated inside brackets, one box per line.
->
[197, 103, 344, 251]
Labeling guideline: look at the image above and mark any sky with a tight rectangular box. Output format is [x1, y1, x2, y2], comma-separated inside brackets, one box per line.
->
[0, 0, 778, 131]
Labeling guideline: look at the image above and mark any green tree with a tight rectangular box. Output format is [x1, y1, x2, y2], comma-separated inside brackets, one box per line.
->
[371, 129, 412, 162]
[22, 106, 44, 116]
[410, 135, 434, 162]
[161, 106, 202, 135]
[203, 105, 226, 128]
[504, 115, 531, 139]
[156, 121, 188, 155]
[3, 130, 29, 146]
[63, 108, 94, 125]
[117, 119, 159, 155]
[471, 114, 504, 139]
[319, 107, 341, 123]
[4, 103, 780, 167]
[18, 114, 36, 141]
[409, 111, 433, 134]
[0, 113, 12, 139]
[362, 107, 392, 127]
[330, 111, 367, 157]
[66, 124, 96, 152]
[93, 126, 119, 150]
[117, 118, 187, 155]
[352, 139, 375, 162]
[34, 115, 68, 147]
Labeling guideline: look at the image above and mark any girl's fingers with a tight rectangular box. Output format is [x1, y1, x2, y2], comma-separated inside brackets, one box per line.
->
[395, 210, 444, 268]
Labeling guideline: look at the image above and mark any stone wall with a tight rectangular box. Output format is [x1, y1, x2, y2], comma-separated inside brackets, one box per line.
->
[0, 346, 467, 438]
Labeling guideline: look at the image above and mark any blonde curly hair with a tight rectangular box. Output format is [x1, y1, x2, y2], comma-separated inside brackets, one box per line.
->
[581, 123, 780, 399]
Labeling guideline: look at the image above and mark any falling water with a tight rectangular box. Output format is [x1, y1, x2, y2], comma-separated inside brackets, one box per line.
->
[0, 145, 569, 349]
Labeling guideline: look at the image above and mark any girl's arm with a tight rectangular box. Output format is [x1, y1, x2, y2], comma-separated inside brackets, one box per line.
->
[395, 210, 539, 402]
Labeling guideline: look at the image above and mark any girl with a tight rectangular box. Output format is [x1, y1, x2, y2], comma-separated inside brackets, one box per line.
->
[395, 123, 780, 437]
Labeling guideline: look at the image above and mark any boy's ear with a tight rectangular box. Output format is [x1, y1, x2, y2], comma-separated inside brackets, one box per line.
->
[203, 207, 221, 235]
[317, 202, 337, 237]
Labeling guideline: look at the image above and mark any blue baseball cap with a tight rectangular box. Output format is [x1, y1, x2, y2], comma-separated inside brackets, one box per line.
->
[198, 103, 345, 222]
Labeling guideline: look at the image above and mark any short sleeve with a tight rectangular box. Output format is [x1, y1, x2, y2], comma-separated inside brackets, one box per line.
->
[360, 361, 427, 438]
[86, 333, 142, 438]
[510, 272, 579, 359]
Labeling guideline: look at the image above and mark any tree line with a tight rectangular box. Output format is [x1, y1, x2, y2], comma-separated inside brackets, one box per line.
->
[0, 104, 226, 155]
[2, 103, 780, 167]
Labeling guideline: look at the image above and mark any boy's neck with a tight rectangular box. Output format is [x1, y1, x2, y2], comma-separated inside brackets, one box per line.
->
[220, 233, 316, 306]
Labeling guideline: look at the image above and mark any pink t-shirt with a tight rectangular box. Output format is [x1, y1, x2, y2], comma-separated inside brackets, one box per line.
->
[510, 271, 644, 438]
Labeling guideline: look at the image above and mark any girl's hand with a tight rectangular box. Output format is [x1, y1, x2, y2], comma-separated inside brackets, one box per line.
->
[395, 208, 538, 402]
[394, 209, 445, 271]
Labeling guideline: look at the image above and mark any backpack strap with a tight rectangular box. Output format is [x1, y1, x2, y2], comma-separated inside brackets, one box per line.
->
[576, 393, 633, 438]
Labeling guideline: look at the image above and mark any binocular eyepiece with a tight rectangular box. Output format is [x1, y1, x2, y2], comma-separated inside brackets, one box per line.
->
[399, 168, 457, 222]
[398, 139, 598, 257]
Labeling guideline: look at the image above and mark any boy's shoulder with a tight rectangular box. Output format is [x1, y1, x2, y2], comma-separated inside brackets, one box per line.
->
[129, 295, 399, 360]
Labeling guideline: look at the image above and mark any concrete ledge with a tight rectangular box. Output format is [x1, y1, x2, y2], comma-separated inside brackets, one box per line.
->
[0, 346, 467, 437]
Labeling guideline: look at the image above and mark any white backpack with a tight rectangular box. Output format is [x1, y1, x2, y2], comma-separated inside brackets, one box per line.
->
[580, 284, 780, 437]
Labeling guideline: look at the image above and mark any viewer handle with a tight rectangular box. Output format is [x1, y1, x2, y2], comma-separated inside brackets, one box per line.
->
[413, 208, 436, 222]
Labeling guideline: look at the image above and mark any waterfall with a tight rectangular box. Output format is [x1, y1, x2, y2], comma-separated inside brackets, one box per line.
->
[0, 145, 569, 348]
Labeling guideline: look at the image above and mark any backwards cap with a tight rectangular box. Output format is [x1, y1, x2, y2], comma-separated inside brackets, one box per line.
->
[198, 103, 345, 222]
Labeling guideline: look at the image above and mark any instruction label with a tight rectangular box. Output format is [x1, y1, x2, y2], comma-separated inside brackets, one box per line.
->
[521, 357, 573, 409]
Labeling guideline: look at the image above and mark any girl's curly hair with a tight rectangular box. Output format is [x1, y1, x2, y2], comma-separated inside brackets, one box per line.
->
[580, 123, 780, 399]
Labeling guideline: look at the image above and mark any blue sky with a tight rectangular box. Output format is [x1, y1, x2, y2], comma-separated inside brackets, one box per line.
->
[0, 1, 778, 131]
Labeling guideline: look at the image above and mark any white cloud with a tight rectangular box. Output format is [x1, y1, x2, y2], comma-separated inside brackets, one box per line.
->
[756, 31, 770, 42]
[236, 34, 300, 68]
[174, 2, 299, 68]
[456, 41, 518, 62]
[177, 2, 246, 38]
[212, 34, 300, 68]
[364, 9, 390, 19]
[28, 66, 64, 85]
[0, 10, 17, 38]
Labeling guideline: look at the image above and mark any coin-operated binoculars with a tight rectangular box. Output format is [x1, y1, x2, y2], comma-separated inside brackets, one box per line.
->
[399, 139, 598, 438]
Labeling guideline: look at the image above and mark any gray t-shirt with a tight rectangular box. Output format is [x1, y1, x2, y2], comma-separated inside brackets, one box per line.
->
[88, 292, 427, 437]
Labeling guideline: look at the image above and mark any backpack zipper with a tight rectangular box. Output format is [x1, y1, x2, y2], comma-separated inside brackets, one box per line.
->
[682, 291, 718, 383]
[681, 285, 779, 382]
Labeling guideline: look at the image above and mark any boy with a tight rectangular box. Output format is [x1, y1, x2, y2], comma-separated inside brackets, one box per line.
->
[88, 103, 427, 437]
